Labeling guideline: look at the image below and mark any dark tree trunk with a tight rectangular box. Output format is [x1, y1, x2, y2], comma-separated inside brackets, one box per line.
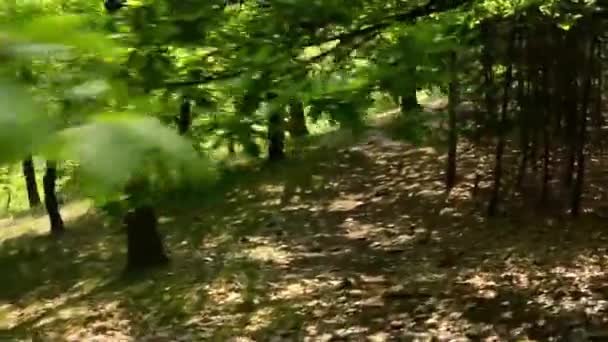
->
[561, 35, 579, 187]
[268, 111, 285, 161]
[562, 128, 577, 187]
[288, 100, 308, 137]
[541, 115, 551, 203]
[540, 66, 552, 204]
[124, 205, 169, 271]
[473, 22, 496, 199]
[530, 127, 540, 172]
[516, 139, 530, 188]
[471, 106, 484, 198]
[22, 156, 41, 208]
[571, 34, 597, 217]
[445, 51, 458, 190]
[400, 67, 421, 115]
[43, 160, 64, 236]
[488, 25, 515, 217]
[177, 97, 192, 135]
[515, 59, 530, 188]
[228, 136, 236, 154]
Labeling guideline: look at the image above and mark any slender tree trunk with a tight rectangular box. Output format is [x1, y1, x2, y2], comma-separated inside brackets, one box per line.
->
[43, 160, 64, 236]
[178, 97, 192, 135]
[473, 22, 495, 199]
[22, 156, 41, 208]
[530, 127, 540, 172]
[228, 136, 236, 155]
[515, 58, 530, 188]
[124, 205, 169, 271]
[268, 111, 285, 161]
[288, 100, 308, 137]
[571, 34, 597, 217]
[446, 51, 458, 190]
[400, 67, 421, 115]
[4, 187, 11, 212]
[563, 122, 577, 186]
[540, 65, 552, 204]
[488, 25, 515, 217]
[562, 33, 579, 187]
[541, 114, 551, 203]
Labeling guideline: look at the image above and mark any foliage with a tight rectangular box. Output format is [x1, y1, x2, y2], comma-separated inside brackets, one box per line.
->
[3, 0, 608, 338]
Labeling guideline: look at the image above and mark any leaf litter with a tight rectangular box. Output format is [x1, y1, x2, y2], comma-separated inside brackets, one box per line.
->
[3, 131, 608, 341]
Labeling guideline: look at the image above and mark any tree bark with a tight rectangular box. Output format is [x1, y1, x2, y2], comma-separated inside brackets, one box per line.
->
[516, 91, 530, 188]
[515, 46, 530, 189]
[571, 34, 597, 217]
[445, 51, 458, 190]
[474, 21, 495, 199]
[561, 34, 579, 187]
[43, 160, 64, 236]
[178, 97, 192, 135]
[288, 100, 308, 137]
[400, 67, 421, 115]
[540, 65, 552, 204]
[268, 111, 285, 161]
[124, 205, 169, 271]
[488, 25, 515, 217]
[22, 156, 41, 208]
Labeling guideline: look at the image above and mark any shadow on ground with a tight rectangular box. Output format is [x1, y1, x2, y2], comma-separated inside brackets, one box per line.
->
[2, 130, 608, 341]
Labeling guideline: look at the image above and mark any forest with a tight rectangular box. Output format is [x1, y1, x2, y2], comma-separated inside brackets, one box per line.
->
[1, 0, 608, 340]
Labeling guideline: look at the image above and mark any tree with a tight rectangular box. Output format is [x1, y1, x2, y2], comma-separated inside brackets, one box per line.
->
[0, 15, 215, 271]
[288, 100, 308, 138]
[22, 156, 41, 208]
[445, 50, 458, 190]
[43, 160, 64, 235]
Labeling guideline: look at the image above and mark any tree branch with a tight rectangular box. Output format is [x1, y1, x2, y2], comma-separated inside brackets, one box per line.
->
[164, 70, 242, 88]
[165, 0, 473, 88]
[307, 0, 473, 62]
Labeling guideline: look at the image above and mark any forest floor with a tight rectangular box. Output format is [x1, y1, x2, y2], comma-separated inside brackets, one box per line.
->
[2, 124, 608, 341]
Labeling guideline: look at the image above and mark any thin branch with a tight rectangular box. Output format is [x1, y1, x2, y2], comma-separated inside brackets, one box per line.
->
[165, 0, 473, 88]
[164, 71, 242, 88]
[309, 0, 473, 60]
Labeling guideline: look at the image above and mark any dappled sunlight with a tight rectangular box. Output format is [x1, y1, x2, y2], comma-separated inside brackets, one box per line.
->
[3, 130, 608, 340]
[0, 200, 92, 243]
[240, 244, 293, 265]
[327, 194, 365, 212]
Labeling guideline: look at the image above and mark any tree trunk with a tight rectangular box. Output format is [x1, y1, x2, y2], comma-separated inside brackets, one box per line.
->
[515, 61, 530, 188]
[43, 160, 64, 236]
[178, 97, 192, 135]
[540, 66, 552, 204]
[541, 114, 551, 204]
[268, 111, 285, 161]
[474, 22, 495, 199]
[571, 34, 597, 217]
[228, 136, 236, 155]
[22, 156, 41, 208]
[400, 67, 421, 115]
[288, 100, 308, 137]
[488, 25, 515, 217]
[563, 124, 576, 187]
[445, 51, 458, 190]
[124, 205, 169, 271]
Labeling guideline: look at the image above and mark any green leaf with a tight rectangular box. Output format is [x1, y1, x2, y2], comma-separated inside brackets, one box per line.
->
[47, 113, 217, 200]
[0, 79, 54, 163]
[2, 15, 121, 59]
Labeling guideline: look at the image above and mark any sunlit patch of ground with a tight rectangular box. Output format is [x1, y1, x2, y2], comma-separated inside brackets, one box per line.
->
[0, 200, 91, 241]
[2, 129, 608, 341]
